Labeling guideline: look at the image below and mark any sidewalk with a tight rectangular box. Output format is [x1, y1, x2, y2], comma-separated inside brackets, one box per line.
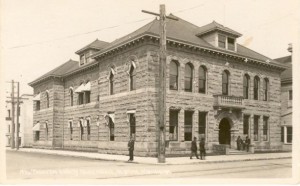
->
[6, 147, 291, 165]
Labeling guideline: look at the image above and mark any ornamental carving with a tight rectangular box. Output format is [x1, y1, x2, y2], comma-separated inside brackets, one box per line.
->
[214, 111, 240, 131]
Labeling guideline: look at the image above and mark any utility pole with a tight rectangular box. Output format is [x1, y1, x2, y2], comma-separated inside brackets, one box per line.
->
[16, 82, 20, 150]
[11, 80, 15, 149]
[142, 5, 178, 163]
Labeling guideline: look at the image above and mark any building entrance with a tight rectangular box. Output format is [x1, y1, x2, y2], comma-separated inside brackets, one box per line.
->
[219, 118, 231, 145]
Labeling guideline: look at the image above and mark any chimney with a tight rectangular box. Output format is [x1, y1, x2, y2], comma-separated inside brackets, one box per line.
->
[287, 43, 292, 53]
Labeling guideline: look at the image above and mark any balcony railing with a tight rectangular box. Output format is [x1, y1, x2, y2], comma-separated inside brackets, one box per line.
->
[213, 95, 245, 109]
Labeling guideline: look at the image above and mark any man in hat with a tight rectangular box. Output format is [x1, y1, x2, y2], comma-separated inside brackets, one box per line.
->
[190, 137, 199, 159]
[199, 138, 206, 160]
[128, 135, 135, 161]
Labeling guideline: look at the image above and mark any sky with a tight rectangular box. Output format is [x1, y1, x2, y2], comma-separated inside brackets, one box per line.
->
[1, 0, 299, 95]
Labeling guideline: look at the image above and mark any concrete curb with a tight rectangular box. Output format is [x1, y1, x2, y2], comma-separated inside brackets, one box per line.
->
[6, 148, 292, 165]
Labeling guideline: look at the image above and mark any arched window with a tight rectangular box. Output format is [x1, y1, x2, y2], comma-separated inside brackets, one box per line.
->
[170, 61, 179, 90]
[263, 78, 269, 101]
[109, 70, 114, 95]
[184, 63, 193, 92]
[199, 66, 207, 93]
[69, 88, 74, 106]
[45, 121, 48, 141]
[243, 74, 250, 99]
[46, 90, 50, 108]
[129, 65, 136, 91]
[222, 70, 229, 95]
[79, 119, 84, 141]
[86, 118, 91, 140]
[254, 76, 260, 100]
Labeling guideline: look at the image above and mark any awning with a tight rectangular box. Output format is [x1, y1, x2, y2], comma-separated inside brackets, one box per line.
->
[104, 114, 115, 125]
[32, 123, 41, 131]
[33, 93, 40, 101]
[82, 82, 91, 92]
[75, 84, 85, 93]
[131, 60, 136, 69]
[126, 110, 136, 114]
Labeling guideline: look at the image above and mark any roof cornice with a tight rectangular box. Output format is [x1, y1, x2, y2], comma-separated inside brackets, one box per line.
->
[93, 33, 287, 71]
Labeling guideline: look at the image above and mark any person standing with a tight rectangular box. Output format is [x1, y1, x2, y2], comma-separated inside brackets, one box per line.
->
[236, 136, 242, 150]
[190, 137, 199, 159]
[199, 138, 206, 160]
[128, 135, 135, 161]
[245, 136, 251, 152]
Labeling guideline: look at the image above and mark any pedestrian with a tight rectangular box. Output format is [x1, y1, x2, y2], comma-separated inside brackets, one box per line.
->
[236, 136, 242, 150]
[245, 136, 251, 152]
[128, 135, 135, 161]
[190, 137, 199, 159]
[199, 138, 206, 160]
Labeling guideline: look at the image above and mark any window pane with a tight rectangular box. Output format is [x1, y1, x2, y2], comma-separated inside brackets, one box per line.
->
[169, 110, 178, 141]
[263, 117, 268, 141]
[170, 61, 178, 76]
[198, 112, 206, 134]
[185, 78, 192, 91]
[254, 116, 259, 141]
[170, 75, 178, 90]
[199, 80, 205, 93]
[218, 35, 226, 48]
[287, 127, 292, 143]
[289, 90, 293, 100]
[243, 115, 249, 135]
[184, 111, 193, 141]
[281, 127, 284, 142]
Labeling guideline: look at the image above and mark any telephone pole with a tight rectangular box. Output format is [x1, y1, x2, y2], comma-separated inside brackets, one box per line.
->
[142, 5, 178, 163]
[11, 80, 15, 149]
[16, 82, 20, 150]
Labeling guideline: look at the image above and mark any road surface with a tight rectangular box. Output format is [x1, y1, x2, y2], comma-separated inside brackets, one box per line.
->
[6, 150, 292, 180]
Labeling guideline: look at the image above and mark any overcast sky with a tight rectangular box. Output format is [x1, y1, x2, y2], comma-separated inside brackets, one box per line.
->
[1, 0, 299, 95]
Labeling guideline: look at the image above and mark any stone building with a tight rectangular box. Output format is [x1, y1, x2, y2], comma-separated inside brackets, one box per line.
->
[29, 16, 287, 156]
[5, 94, 33, 147]
[274, 44, 293, 151]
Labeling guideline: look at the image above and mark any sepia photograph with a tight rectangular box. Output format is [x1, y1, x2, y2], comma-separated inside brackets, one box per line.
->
[0, 0, 299, 184]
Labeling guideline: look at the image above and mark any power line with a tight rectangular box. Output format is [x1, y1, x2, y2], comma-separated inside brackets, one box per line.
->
[7, 3, 208, 50]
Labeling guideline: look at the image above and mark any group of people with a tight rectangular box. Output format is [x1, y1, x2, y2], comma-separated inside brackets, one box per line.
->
[236, 136, 251, 152]
[190, 137, 206, 160]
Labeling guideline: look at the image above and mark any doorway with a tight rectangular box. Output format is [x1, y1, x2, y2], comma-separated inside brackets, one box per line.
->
[219, 118, 231, 145]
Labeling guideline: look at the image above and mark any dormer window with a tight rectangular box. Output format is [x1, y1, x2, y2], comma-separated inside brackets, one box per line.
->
[218, 34, 236, 51]
[227, 37, 235, 51]
[218, 34, 226, 48]
[80, 54, 86, 66]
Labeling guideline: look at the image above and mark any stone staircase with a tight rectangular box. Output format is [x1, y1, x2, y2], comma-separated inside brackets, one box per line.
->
[227, 148, 250, 155]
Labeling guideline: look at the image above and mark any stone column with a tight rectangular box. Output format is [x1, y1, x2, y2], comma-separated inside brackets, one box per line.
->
[179, 109, 185, 142]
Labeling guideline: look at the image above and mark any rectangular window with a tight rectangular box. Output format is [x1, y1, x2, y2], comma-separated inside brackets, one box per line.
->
[8, 109, 11, 118]
[169, 110, 179, 141]
[79, 120, 84, 140]
[36, 101, 40, 111]
[243, 115, 250, 135]
[129, 114, 136, 139]
[78, 93, 84, 105]
[109, 114, 115, 141]
[35, 131, 40, 141]
[85, 91, 90, 104]
[263, 117, 269, 141]
[80, 54, 86, 65]
[287, 127, 292, 143]
[254, 115, 259, 141]
[184, 111, 193, 141]
[227, 37, 235, 51]
[198, 112, 207, 136]
[218, 34, 226, 48]
[86, 120, 90, 141]
[289, 90, 293, 100]
[69, 121, 73, 140]
[281, 127, 284, 142]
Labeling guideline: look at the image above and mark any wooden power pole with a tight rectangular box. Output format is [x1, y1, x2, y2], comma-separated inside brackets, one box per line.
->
[11, 80, 15, 149]
[142, 5, 178, 163]
[16, 82, 20, 150]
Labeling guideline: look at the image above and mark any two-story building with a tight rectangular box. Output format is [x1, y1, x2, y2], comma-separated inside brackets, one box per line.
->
[5, 94, 33, 147]
[274, 44, 293, 151]
[29, 15, 287, 156]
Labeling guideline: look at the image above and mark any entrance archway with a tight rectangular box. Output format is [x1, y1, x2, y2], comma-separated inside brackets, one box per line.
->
[219, 118, 231, 145]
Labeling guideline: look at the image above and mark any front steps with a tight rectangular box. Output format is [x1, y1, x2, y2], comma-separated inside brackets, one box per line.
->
[228, 148, 250, 155]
